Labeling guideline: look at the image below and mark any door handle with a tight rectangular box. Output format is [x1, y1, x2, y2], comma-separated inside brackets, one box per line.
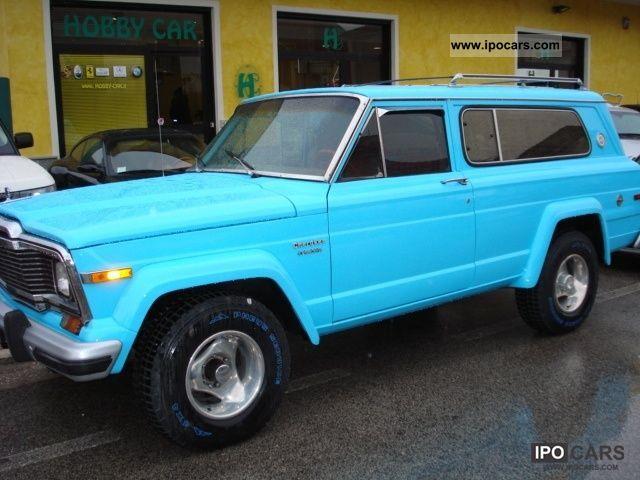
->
[441, 177, 468, 185]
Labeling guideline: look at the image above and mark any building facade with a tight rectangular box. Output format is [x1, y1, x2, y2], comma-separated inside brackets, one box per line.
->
[1, 0, 639, 159]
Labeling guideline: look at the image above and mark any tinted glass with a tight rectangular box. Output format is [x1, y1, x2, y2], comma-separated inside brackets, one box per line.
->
[611, 110, 640, 136]
[81, 137, 105, 165]
[340, 115, 383, 181]
[462, 110, 499, 163]
[0, 122, 16, 156]
[496, 109, 589, 160]
[277, 15, 390, 90]
[109, 135, 202, 174]
[201, 96, 359, 177]
[379, 111, 450, 177]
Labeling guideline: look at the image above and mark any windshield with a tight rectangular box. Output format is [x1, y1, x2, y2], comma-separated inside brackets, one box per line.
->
[200, 96, 360, 178]
[611, 110, 640, 136]
[0, 122, 17, 156]
[109, 135, 204, 174]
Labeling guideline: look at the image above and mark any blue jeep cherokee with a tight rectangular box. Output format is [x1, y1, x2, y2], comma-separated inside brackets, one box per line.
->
[1, 74, 640, 448]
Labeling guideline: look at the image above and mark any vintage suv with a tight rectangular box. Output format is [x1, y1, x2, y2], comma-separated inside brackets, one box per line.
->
[1, 74, 640, 449]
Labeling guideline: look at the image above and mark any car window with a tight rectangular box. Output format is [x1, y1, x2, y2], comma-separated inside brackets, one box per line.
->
[610, 109, 640, 136]
[68, 140, 85, 165]
[0, 122, 17, 156]
[81, 137, 105, 166]
[340, 114, 384, 181]
[462, 108, 590, 163]
[462, 110, 499, 162]
[496, 109, 589, 160]
[201, 96, 359, 178]
[379, 110, 450, 177]
[109, 135, 201, 174]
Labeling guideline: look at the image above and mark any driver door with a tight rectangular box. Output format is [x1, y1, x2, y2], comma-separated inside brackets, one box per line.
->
[327, 103, 476, 322]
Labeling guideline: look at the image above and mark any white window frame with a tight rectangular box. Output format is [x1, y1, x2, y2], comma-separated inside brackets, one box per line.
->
[272, 5, 399, 93]
[42, 0, 223, 158]
[514, 26, 590, 88]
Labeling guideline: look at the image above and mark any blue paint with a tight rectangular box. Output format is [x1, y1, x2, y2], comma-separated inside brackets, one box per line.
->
[1, 84, 639, 377]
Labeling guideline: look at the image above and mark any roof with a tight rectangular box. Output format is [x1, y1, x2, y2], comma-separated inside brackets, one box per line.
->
[249, 84, 605, 104]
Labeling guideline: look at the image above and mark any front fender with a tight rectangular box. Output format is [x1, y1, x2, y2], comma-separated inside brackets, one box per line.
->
[111, 249, 320, 345]
[512, 197, 610, 289]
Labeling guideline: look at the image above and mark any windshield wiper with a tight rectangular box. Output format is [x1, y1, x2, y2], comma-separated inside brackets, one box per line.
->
[224, 149, 259, 178]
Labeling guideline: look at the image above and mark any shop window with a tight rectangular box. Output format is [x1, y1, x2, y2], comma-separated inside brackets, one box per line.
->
[50, 2, 215, 155]
[516, 32, 586, 87]
[277, 13, 391, 91]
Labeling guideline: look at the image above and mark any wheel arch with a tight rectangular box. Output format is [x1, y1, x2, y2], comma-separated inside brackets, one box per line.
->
[513, 198, 609, 289]
[111, 250, 321, 350]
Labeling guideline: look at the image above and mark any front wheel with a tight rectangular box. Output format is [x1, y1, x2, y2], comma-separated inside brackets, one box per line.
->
[516, 231, 599, 334]
[134, 293, 290, 449]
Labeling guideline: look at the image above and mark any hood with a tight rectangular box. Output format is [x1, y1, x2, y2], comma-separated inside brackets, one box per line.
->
[620, 138, 640, 159]
[0, 155, 55, 192]
[0, 173, 297, 249]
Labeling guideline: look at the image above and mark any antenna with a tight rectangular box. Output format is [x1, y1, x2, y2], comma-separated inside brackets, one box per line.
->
[154, 57, 165, 177]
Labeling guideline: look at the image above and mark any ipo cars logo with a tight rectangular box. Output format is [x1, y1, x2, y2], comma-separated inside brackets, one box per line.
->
[531, 443, 624, 463]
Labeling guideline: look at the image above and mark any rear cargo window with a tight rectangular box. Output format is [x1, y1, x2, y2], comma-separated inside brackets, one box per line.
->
[462, 108, 590, 164]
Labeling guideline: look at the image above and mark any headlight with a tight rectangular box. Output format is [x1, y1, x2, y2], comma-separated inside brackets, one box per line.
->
[54, 261, 71, 297]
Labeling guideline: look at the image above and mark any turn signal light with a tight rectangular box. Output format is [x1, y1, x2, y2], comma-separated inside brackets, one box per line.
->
[61, 315, 83, 335]
[84, 268, 133, 284]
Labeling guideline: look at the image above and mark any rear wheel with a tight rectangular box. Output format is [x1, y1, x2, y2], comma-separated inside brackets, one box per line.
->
[516, 231, 598, 334]
[134, 293, 290, 449]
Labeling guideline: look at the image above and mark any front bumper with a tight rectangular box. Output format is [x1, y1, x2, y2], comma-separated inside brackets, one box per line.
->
[0, 299, 121, 381]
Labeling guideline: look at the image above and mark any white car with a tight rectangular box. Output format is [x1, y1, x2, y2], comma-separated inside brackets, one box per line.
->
[0, 121, 55, 202]
[609, 104, 640, 160]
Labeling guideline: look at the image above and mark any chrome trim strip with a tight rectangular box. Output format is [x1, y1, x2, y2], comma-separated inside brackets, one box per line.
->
[0, 216, 92, 323]
[0, 302, 120, 382]
[634, 233, 640, 249]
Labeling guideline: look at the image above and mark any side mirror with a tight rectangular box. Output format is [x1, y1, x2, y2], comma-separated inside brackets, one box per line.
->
[13, 132, 34, 150]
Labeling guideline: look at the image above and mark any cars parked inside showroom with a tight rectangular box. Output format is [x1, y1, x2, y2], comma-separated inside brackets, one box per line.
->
[609, 103, 640, 161]
[0, 119, 55, 202]
[49, 128, 205, 189]
[1, 73, 640, 449]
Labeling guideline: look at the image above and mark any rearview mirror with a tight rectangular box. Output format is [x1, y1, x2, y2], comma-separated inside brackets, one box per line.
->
[14, 132, 34, 150]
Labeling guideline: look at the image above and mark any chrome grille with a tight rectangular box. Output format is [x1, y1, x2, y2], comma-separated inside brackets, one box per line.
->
[0, 244, 57, 296]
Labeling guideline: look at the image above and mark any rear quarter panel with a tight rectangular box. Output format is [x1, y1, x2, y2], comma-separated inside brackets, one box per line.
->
[448, 99, 640, 288]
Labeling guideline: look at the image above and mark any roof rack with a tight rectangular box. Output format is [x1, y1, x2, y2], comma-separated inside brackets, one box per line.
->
[449, 73, 584, 88]
[349, 73, 585, 89]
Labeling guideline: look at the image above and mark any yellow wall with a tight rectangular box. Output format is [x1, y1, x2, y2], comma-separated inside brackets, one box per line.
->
[2, 0, 640, 158]
[0, 0, 52, 157]
[220, 0, 640, 116]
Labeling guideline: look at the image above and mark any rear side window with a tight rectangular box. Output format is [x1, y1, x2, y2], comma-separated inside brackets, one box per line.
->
[379, 111, 450, 177]
[462, 108, 590, 163]
[462, 110, 499, 162]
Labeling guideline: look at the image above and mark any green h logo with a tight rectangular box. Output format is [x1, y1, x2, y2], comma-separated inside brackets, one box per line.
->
[322, 27, 342, 50]
[237, 71, 260, 99]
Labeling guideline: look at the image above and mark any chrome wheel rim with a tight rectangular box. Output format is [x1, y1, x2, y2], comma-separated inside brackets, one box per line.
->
[185, 330, 265, 420]
[554, 253, 589, 314]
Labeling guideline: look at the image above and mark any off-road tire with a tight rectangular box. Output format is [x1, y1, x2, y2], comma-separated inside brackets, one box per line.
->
[133, 292, 290, 449]
[516, 231, 598, 334]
